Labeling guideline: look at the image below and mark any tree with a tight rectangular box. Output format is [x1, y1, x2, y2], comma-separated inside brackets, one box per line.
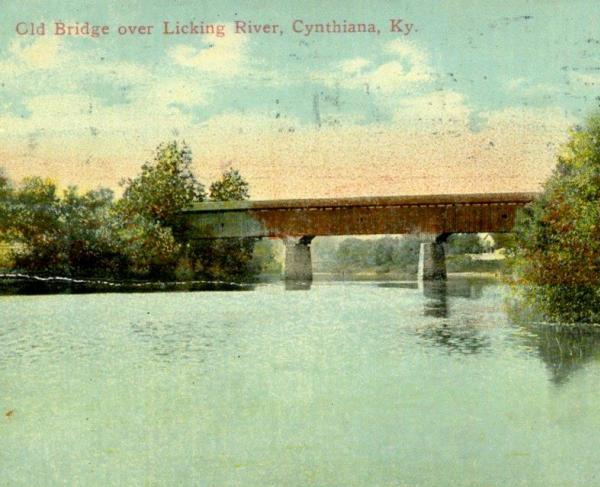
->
[116, 141, 205, 278]
[118, 141, 205, 227]
[209, 168, 249, 201]
[7, 179, 125, 278]
[59, 187, 126, 277]
[373, 237, 397, 267]
[391, 235, 423, 273]
[9, 177, 67, 275]
[512, 112, 600, 323]
[0, 168, 15, 240]
[190, 167, 259, 282]
[446, 233, 485, 255]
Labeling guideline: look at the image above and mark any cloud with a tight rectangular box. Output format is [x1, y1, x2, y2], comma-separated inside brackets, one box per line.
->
[168, 35, 249, 76]
[200, 112, 301, 133]
[315, 40, 434, 94]
[183, 108, 574, 199]
[8, 36, 68, 70]
[338, 57, 371, 74]
[0, 29, 578, 200]
[0, 101, 575, 199]
[0, 34, 215, 145]
[0, 37, 70, 80]
[0, 91, 195, 140]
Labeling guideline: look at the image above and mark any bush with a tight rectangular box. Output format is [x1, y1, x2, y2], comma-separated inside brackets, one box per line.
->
[512, 112, 600, 322]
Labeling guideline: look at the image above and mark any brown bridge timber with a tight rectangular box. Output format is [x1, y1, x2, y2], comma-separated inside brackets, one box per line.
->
[180, 192, 537, 285]
[180, 192, 538, 239]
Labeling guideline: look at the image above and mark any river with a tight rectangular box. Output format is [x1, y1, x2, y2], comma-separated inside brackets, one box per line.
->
[1, 278, 600, 486]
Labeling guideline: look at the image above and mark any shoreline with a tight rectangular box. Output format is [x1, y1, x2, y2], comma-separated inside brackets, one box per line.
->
[0, 271, 504, 296]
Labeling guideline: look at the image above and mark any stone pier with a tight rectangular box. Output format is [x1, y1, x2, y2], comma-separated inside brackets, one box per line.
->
[284, 236, 314, 287]
[418, 241, 447, 281]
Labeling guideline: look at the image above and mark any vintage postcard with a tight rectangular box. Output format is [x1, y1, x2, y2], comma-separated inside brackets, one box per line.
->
[2, 1, 600, 486]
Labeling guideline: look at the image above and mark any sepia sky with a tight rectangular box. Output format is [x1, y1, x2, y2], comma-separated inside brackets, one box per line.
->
[1, 0, 599, 199]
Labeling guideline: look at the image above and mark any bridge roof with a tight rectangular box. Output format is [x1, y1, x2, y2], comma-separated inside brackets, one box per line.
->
[183, 192, 539, 213]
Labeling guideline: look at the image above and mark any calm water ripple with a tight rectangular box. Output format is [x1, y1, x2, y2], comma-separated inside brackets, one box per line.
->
[1, 278, 600, 486]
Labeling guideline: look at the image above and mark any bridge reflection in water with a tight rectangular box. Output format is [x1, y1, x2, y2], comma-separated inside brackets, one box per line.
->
[181, 192, 536, 286]
[420, 278, 486, 318]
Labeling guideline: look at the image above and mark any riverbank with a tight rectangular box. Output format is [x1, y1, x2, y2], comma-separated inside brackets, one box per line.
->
[313, 271, 503, 282]
[0, 270, 507, 295]
[0, 274, 255, 294]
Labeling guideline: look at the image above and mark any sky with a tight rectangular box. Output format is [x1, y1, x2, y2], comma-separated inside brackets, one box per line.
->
[1, 0, 600, 199]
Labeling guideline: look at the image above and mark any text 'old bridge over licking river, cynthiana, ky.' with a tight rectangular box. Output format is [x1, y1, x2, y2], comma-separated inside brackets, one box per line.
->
[179, 192, 538, 286]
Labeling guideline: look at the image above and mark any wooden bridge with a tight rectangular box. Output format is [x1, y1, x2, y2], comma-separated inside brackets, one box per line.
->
[180, 192, 537, 284]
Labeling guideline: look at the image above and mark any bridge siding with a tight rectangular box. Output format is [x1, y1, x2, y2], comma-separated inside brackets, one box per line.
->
[182, 198, 530, 239]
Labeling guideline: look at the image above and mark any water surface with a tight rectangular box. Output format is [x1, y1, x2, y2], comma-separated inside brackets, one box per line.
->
[1, 279, 600, 486]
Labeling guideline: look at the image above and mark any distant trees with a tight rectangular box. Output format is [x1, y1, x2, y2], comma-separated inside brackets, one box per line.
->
[512, 112, 600, 322]
[446, 234, 485, 255]
[330, 234, 491, 275]
[333, 235, 423, 275]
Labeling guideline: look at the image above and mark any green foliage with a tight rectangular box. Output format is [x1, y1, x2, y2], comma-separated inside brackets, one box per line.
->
[335, 238, 372, 271]
[199, 167, 259, 282]
[0, 142, 269, 285]
[209, 168, 250, 201]
[513, 112, 600, 323]
[116, 141, 205, 278]
[329, 234, 501, 276]
[389, 236, 422, 272]
[489, 232, 515, 250]
[0, 168, 13, 235]
[252, 239, 282, 276]
[6, 178, 124, 277]
[333, 236, 423, 275]
[9, 177, 67, 275]
[58, 187, 125, 277]
[446, 234, 485, 255]
[118, 141, 205, 227]
[445, 255, 505, 274]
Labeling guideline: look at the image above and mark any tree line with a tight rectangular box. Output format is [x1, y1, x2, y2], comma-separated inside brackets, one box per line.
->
[312, 233, 505, 276]
[0, 141, 277, 284]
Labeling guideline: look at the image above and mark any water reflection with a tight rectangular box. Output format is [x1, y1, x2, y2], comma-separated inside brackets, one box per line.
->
[518, 323, 600, 385]
[506, 299, 600, 384]
[446, 279, 485, 299]
[420, 278, 489, 318]
[416, 320, 490, 355]
[377, 282, 419, 290]
[414, 278, 492, 353]
[285, 281, 312, 291]
[421, 281, 448, 318]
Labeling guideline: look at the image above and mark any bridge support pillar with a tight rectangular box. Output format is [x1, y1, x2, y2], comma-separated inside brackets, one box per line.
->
[418, 241, 447, 281]
[284, 236, 314, 288]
